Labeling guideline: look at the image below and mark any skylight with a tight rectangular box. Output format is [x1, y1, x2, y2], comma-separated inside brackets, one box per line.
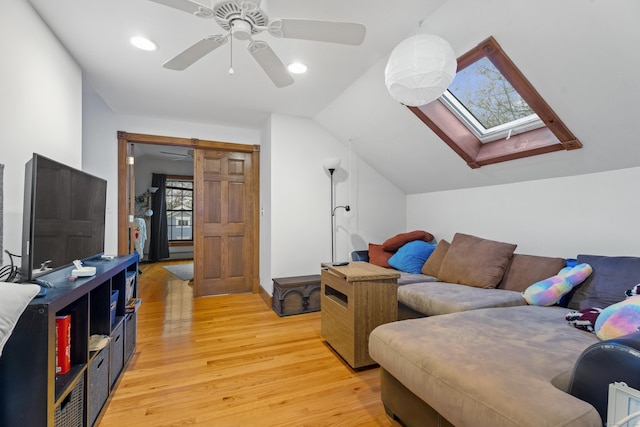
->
[408, 36, 582, 168]
[442, 57, 545, 143]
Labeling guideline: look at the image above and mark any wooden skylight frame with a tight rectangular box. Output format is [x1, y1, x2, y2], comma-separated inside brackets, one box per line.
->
[408, 36, 582, 169]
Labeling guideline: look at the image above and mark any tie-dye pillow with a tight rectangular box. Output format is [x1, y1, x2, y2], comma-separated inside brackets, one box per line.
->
[595, 296, 640, 340]
[523, 263, 592, 306]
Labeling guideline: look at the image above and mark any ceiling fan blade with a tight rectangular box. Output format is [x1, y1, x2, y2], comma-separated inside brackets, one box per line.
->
[163, 35, 228, 70]
[247, 40, 294, 88]
[269, 19, 366, 46]
[148, 0, 214, 18]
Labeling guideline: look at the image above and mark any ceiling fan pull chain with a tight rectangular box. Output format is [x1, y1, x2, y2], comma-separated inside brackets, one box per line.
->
[228, 28, 234, 75]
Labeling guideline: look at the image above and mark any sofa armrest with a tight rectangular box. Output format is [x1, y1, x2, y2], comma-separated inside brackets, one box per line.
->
[569, 331, 640, 424]
[351, 250, 369, 262]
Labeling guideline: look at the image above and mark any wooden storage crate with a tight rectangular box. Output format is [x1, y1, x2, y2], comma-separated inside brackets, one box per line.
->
[272, 275, 321, 316]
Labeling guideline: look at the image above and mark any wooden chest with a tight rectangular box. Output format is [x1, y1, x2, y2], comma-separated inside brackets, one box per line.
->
[272, 275, 321, 316]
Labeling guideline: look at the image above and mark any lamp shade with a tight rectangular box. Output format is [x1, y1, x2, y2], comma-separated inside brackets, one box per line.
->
[384, 34, 457, 107]
[322, 157, 341, 171]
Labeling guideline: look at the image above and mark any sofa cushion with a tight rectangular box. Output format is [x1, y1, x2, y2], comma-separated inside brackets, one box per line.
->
[595, 296, 640, 340]
[437, 233, 517, 289]
[368, 243, 393, 268]
[421, 239, 449, 277]
[369, 306, 602, 427]
[382, 230, 434, 252]
[398, 282, 526, 316]
[388, 240, 436, 274]
[397, 272, 438, 286]
[498, 254, 566, 292]
[567, 255, 640, 309]
[523, 263, 593, 307]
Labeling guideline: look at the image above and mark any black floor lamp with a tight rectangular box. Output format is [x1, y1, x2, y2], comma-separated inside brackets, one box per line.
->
[323, 158, 350, 265]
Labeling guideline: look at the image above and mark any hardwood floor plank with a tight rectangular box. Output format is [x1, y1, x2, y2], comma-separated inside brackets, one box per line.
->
[97, 262, 399, 426]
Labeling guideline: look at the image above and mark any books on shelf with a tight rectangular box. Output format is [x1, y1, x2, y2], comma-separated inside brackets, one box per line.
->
[55, 315, 71, 374]
[125, 297, 142, 312]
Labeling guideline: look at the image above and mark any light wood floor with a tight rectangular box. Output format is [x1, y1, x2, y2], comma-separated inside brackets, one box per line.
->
[97, 261, 400, 427]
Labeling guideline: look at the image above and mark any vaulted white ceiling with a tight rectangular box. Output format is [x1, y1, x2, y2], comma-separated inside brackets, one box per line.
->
[28, 0, 640, 194]
[28, 0, 445, 127]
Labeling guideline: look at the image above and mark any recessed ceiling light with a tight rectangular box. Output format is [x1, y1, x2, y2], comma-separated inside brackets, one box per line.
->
[287, 62, 308, 74]
[130, 36, 158, 51]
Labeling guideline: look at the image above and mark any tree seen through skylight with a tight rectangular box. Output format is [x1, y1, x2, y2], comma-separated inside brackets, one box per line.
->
[447, 57, 535, 130]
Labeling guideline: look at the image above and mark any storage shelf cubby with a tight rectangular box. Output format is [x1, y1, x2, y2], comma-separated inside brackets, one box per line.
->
[54, 365, 87, 404]
[0, 254, 139, 427]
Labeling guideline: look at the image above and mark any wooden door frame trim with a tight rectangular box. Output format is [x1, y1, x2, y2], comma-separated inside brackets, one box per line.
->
[116, 131, 261, 293]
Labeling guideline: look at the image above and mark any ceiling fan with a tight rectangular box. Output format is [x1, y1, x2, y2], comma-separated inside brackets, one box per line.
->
[149, 0, 366, 87]
[160, 149, 194, 161]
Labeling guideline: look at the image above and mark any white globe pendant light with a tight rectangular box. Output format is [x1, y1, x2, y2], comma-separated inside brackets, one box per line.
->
[385, 34, 457, 107]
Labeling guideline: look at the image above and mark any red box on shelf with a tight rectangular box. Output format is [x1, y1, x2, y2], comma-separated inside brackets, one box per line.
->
[55, 315, 71, 374]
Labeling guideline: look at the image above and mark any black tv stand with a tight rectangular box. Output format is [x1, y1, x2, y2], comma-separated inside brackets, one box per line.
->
[0, 254, 139, 427]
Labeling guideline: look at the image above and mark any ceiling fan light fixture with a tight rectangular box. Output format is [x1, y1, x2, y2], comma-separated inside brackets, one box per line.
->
[231, 19, 253, 40]
[130, 36, 158, 52]
[287, 62, 307, 74]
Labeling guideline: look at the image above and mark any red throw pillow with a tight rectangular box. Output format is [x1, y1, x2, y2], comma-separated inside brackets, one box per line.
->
[382, 230, 434, 252]
[368, 243, 393, 268]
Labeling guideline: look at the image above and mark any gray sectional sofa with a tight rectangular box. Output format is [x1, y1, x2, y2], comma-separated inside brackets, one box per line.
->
[356, 233, 640, 427]
[370, 305, 602, 427]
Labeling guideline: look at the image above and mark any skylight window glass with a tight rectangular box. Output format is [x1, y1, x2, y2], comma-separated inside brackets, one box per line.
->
[442, 57, 543, 142]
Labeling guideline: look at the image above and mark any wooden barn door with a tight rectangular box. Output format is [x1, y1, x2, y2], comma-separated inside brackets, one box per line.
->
[194, 149, 256, 296]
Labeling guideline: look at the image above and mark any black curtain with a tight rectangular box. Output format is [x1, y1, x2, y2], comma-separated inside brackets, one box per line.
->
[148, 173, 170, 261]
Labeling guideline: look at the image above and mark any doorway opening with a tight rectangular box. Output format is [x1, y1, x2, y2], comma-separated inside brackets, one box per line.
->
[116, 131, 260, 297]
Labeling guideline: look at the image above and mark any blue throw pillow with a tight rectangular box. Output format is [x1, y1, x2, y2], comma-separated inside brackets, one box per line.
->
[388, 240, 437, 274]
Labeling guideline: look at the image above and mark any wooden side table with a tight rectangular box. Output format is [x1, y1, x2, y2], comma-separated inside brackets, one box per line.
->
[320, 262, 400, 368]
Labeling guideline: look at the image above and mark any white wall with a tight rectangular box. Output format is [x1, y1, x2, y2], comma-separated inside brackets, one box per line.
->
[1, 1, 82, 264]
[82, 79, 119, 254]
[267, 114, 406, 293]
[259, 118, 272, 293]
[407, 166, 640, 258]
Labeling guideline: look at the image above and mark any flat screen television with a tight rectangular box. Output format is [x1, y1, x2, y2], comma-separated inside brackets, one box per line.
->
[21, 154, 107, 282]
